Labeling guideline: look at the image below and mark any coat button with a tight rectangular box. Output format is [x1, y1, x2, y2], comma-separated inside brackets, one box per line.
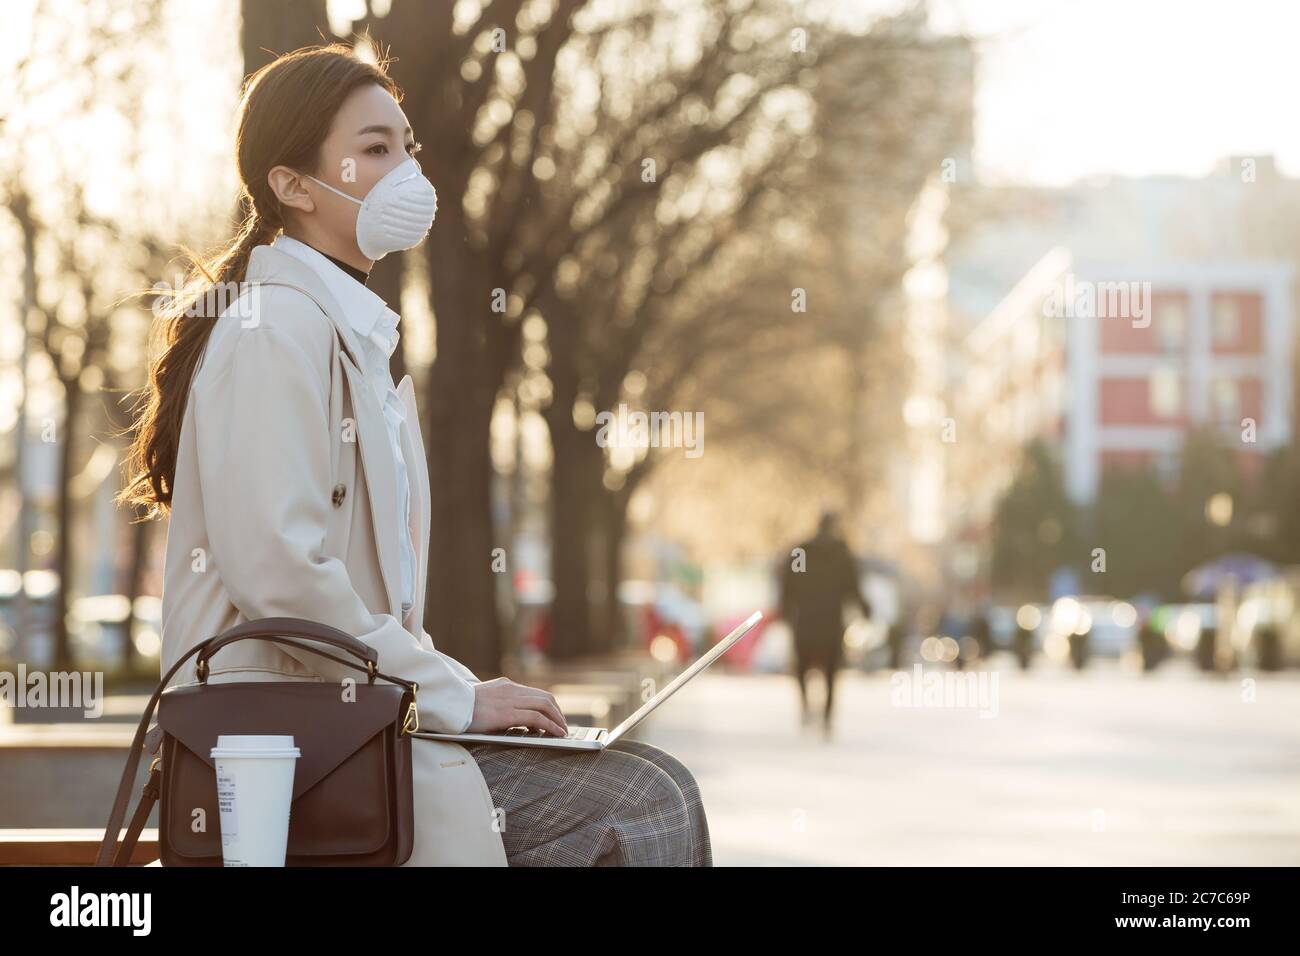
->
[331, 483, 347, 507]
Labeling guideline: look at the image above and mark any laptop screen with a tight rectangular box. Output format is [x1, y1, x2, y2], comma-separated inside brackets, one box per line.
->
[605, 610, 763, 744]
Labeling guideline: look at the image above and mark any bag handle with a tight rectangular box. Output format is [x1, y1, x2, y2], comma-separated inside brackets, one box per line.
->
[195, 616, 379, 680]
[95, 617, 418, 867]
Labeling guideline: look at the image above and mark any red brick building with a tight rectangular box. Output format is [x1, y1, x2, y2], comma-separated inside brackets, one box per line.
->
[1063, 261, 1293, 500]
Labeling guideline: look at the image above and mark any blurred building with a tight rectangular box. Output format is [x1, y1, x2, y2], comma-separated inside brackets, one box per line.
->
[940, 158, 1299, 596]
[1063, 257, 1293, 500]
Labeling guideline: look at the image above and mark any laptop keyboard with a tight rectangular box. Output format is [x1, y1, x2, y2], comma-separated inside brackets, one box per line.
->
[502, 726, 596, 740]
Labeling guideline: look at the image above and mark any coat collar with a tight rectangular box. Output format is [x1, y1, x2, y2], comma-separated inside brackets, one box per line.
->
[244, 242, 410, 623]
[269, 235, 399, 355]
[246, 244, 369, 370]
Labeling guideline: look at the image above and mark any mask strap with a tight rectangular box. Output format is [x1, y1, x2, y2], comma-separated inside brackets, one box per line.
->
[305, 173, 363, 207]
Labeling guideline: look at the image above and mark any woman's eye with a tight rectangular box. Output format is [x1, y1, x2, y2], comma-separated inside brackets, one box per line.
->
[366, 143, 388, 155]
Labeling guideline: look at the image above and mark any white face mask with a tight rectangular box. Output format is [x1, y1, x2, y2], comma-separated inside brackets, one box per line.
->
[305, 158, 438, 261]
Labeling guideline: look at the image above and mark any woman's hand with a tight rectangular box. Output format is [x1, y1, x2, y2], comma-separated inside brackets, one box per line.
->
[468, 677, 568, 737]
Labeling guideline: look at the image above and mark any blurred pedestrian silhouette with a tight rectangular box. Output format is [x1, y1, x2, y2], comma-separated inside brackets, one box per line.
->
[1138, 610, 1165, 672]
[970, 604, 993, 663]
[1013, 619, 1035, 670]
[779, 511, 871, 736]
[886, 610, 910, 670]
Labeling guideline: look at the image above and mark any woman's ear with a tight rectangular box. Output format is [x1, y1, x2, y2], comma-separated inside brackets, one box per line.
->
[268, 165, 316, 214]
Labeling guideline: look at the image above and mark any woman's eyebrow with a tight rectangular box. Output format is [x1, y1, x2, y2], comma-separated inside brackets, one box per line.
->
[355, 124, 412, 138]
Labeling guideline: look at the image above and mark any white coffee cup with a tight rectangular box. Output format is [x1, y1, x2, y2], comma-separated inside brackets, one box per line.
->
[209, 734, 301, 867]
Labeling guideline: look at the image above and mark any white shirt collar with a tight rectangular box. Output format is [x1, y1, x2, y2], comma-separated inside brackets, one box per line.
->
[272, 234, 399, 357]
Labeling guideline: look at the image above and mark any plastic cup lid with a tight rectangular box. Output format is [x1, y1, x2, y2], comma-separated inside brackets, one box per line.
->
[210, 734, 301, 758]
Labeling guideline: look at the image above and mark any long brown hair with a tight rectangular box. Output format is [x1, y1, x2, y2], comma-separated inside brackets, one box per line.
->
[117, 43, 400, 517]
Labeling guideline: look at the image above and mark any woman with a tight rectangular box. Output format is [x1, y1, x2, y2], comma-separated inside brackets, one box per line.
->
[118, 44, 710, 866]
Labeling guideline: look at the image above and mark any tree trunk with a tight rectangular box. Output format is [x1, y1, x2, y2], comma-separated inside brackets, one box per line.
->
[120, 510, 152, 671]
[51, 382, 80, 669]
[546, 411, 595, 658]
[424, 363, 502, 677]
[542, 295, 602, 659]
[419, 197, 507, 675]
[240, 0, 331, 73]
[595, 484, 631, 652]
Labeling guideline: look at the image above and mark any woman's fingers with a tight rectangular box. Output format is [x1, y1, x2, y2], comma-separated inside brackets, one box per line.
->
[472, 679, 568, 735]
[509, 707, 566, 738]
[514, 687, 567, 730]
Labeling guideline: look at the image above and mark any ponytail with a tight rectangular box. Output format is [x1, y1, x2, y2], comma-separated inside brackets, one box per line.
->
[115, 204, 279, 517]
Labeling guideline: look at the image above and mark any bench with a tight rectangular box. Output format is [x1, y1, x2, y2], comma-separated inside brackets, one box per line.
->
[0, 828, 159, 866]
[0, 724, 148, 828]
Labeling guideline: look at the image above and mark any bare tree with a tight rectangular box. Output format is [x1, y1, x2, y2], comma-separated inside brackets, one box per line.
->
[3, 0, 171, 668]
[555, 12, 975, 648]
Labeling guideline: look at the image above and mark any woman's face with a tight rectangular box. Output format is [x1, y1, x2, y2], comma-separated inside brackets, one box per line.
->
[271, 83, 422, 264]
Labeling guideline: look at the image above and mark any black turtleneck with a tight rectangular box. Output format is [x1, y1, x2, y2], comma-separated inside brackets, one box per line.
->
[313, 245, 370, 286]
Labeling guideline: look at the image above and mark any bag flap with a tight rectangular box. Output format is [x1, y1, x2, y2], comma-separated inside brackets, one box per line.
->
[158, 681, 405, 800]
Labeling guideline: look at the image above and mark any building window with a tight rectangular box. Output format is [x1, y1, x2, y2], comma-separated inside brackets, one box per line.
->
[1156, 299, 1187, 352]
[1212, 376, 1240, 424]
[1149, 367, 1182, 419]
[1213, 298, 1240, 346]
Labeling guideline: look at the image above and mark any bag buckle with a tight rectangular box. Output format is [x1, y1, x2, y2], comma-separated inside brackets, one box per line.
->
[402, 701, 419, 735]
[401, 683, 419, 735]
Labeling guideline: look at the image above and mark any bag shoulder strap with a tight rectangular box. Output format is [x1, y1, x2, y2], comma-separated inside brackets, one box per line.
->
[95, 642, 206, 866]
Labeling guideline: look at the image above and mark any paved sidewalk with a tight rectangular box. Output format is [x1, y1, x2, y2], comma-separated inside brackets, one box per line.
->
[636, 663, 1300, 865]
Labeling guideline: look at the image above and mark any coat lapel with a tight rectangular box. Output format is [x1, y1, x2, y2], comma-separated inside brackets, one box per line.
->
[246, 245, 405, 620]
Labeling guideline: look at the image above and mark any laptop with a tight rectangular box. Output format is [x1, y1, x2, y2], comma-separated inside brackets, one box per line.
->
[414, 611, 762, 751]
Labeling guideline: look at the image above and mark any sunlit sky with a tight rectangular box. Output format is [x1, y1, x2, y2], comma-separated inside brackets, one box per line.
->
[6, 0, 1300, 190]
[928, 0, 1300, 185]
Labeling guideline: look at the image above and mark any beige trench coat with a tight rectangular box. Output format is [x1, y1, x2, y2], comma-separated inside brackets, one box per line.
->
[158, 243, 507, 866]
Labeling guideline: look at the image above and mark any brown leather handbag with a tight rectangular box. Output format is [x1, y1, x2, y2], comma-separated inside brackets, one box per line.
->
[96, 617, 420, 866]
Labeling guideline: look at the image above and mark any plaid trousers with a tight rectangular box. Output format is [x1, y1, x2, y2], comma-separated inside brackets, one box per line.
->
[468, 737, 712, 866]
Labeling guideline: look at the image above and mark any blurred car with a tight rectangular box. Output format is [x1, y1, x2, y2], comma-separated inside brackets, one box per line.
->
[68, 593, 163, 668]
[1238, 571, 1300, 669]
[0, 569, 61, 666]
[987, 605, 1020, 651]
[1151, 602, 1217, 658]
[1040, 596, 1138, 667]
